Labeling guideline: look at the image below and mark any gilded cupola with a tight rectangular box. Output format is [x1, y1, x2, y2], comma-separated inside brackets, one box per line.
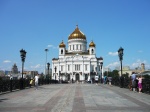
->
[68, 25, 86, 40]
[59, 40, 66, 48]
[89, 41, 96, 47]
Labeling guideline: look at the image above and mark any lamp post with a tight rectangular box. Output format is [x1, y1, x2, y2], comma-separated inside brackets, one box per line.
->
[45, 49, 49, 76]
[47, 62, 50, 83]
[118, 47, 124, 76]
[54, 66, 57, 84]
[20, 49, 27, 89]
[99, 57, 103, 84]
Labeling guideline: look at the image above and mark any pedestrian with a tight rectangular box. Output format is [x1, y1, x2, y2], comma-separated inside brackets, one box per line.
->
[92, 77, 94, 84]
[60, 78, 63, 83]
[95, 75, 99, 85]
[137, 76, 142, 93]
[131, 72, 136, 92]
[29, 78, 33, 87]
[34, 74, 39, 90]
[103, 75, 107, 84]
[108, 77, 112, 86]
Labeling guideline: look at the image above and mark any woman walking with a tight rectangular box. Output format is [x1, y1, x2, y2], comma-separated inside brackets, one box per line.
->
[138, 76, 142, 93]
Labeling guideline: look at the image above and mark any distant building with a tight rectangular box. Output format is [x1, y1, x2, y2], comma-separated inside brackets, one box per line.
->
[0, 70, 5, 77]
[23, 71, 38, 78]
[11, 63, 18, 74]
[5, 70, 11, 75]
[116, 63, 146, 76]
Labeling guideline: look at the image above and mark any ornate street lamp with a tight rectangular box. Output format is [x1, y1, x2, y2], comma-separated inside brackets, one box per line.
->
[45, 49, 49, 75]
[118, 47, 124, 76]
[54, 66, 57, 84]
[47, 62, 50, 76]
[99, 57, 103, 83]
[47, 62, 50, 84]
[20, 49, 27, 89]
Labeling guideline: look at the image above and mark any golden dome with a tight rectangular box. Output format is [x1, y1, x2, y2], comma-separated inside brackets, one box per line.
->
[59, 41, 66, 48]
[68, 25, 86, 40]
[89, 41, 95, 47]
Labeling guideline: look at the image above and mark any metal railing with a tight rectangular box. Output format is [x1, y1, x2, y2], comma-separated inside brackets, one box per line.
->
[0, 78, 60, 94]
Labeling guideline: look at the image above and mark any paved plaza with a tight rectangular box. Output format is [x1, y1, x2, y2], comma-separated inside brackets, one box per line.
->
[0, 83, 150, 112]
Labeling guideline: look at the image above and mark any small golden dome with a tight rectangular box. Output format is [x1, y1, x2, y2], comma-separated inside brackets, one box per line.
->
[89, 41, 95, 47]
[59, 41, 66, 48]
[68, 25, 86, 40]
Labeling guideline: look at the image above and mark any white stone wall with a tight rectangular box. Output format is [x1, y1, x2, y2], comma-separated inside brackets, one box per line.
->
[52, 54, 101, 81]
[68, 39, 87, 53]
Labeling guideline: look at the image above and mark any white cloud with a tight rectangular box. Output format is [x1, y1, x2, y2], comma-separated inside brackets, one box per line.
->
[3, 60, 11, 63]
[108, 52, 118, 56]
[138, 50, 143, 53]
[47, 44, 58, 49]
[131, 59, 147, 69]
[106, 61, 120, 69]
[31, 64, 43, 69]
[47, 45, 53, 48]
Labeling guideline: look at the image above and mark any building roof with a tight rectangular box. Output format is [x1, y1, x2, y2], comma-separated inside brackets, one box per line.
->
[89, 41, 96, 47]
[52, 58, 59, 60]
[68, 25, 86, 40]
[59, 40, 66, 48]
[97, 57, 103, 60]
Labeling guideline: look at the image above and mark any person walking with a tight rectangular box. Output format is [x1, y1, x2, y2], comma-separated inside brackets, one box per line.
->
[34, 74, 39, 90]
[108, 77, 112, 86]
[95, 74, 99, 85]
[103, 75, 107, 84]
[29, 78, 34, 87]
[131, 72, 136, 92]
[137, 76, 142, 93]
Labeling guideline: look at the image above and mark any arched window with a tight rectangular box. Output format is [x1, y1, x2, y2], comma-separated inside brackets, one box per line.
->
[92, 49, 94, 54]
[61, 49, 63, 54]
[73, 45, 74, 50]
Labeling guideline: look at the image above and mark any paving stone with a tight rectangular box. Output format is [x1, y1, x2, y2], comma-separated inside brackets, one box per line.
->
[0, 84, 150, 112]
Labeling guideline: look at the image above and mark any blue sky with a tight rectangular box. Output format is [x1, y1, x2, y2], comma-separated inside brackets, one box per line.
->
[0, 0, 150, 73]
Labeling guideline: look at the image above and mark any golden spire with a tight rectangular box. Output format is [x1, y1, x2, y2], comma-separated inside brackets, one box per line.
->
[59, 40, 66, 48]
[89, 40, 96, 47]
[68, 25, 86, 40]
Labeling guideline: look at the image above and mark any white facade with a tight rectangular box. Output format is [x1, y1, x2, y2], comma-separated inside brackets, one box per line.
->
[52, 26, 103, 82]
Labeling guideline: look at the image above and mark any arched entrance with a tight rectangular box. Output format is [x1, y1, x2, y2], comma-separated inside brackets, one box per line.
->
[68, 74, 70, 81]
[85, 74, 88, 80]
[76, 73, 80, 81]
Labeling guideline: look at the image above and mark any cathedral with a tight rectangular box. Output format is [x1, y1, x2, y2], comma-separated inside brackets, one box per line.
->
[52, 25, 103, 82]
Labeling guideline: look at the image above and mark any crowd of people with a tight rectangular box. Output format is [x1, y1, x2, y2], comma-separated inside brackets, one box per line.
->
[92, 75, 112, 86]
[93, 72, 143, 93]
[29, 72, 143, 93]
